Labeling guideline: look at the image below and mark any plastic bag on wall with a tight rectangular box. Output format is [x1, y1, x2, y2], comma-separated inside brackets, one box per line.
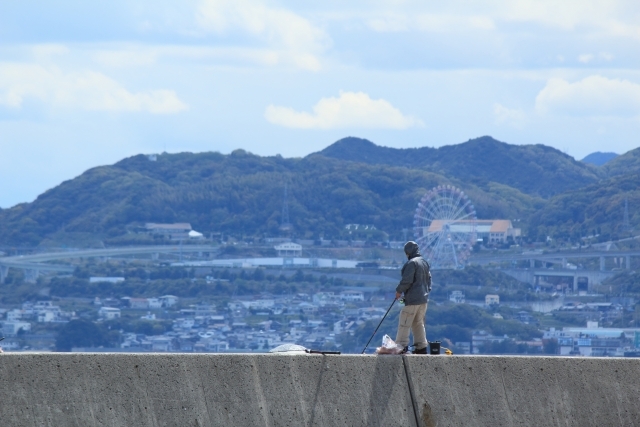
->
[375, 334, 404, 355]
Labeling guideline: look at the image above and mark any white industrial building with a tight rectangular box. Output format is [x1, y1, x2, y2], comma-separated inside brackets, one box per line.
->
[145, 223, 193, 240]
[424, 219, 521, 244]
[274, 242, 302, 256]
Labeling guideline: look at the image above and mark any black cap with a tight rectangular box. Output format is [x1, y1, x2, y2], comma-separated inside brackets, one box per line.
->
[404, 241, 420, 257]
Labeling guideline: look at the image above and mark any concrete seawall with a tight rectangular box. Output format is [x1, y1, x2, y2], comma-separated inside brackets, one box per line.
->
[1, 354, 639, 427]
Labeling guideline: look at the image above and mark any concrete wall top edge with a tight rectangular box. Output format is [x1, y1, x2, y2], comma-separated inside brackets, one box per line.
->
[2, 352, 640, 360]
[2, 353, 639, 427]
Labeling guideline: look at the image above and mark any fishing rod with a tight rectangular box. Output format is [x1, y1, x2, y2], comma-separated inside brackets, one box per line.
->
[361, 298, 396, 354]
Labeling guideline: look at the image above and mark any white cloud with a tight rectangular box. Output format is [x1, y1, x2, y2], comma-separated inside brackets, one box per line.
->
[31, 44, 71, 60]
[368, 15, 410, 32]
[91, 44, 287, 68]
[578, 52, 614, 64]
[497, 0, 639, 35]
[535, 75, 640, 116]
[599, 52, 614, 61]
[90, 43, 323, 71]
[196, 0, 330, 71]
[578, 54, 594, 64]
[265, 91, 423, 129]
[499, 0, 601, 30]
[0, 63, 188, 114]
[493, 103, 526, 127]
[92, 48, 158, 68]
[368, 13, 494, 33]
[362, 0, 640, 40]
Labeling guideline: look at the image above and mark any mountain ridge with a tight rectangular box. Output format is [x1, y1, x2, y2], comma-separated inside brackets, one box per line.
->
[581, 151, 618, 166]
[316, 136, 601, 198]
[0, 136, 636, 247]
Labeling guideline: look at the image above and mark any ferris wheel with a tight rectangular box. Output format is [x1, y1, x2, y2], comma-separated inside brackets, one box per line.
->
[413, 185, 477, 269]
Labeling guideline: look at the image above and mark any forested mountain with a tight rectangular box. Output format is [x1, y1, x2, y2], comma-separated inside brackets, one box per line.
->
[0, 150, 541, 247]
[581, 152, 618, 166]
[317, 136, 601, 198]
[527, 172, 640, 242]
[0, 136, 637, 247]
[523, 144, 640, 242]
[603, 147, 640, 177]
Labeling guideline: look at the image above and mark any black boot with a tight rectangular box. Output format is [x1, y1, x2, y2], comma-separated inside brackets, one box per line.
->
[413, 346, 428, 354]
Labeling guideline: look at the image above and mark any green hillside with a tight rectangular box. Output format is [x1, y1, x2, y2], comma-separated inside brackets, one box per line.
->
[603, 146, 640, 177]
[527, 173, 640, 242]
[317, 136, 602, 198]
[0, 149, 542, 247]
[527, 146, 640, 242]
[0, 136, 637, 248]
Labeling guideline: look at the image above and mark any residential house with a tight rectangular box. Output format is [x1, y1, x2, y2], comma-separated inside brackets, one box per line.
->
[340, 290, 365, 302]
[149, 336, 173, 352]
[449, 291, 465, 304]
[471, 331, 507, 354]
[485, 294, 500, 306]
[147, 298, 163, 309]
[194, 304, 216, 318]
[89, 277, 125, 284]
[128, 298, 149, 309]
[298, 302, 317, 315]
[313, 292, 341, 306]
[515, 311, 536, 324]
[7, 309, 25, 321]
[98, 307, 121, 320]
[3, 321, 31, 336]
[159, 295, 179, 307]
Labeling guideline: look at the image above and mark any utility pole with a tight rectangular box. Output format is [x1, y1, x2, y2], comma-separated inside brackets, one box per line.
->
[623, 198, 632, 232]
[279, 183, 292, 233]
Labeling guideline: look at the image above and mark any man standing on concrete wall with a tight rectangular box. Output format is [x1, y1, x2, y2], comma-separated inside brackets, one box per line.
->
[395, 241, 431, 354]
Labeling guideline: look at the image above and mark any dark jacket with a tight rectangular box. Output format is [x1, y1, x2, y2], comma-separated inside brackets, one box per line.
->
[396, 248, 431, 306]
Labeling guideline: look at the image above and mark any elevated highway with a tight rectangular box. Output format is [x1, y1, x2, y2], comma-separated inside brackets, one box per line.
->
[502, 268, 616, 290]
[470, 250, 640, 269]
[470, 250, 640, 289]
[0, 245, 219, 283]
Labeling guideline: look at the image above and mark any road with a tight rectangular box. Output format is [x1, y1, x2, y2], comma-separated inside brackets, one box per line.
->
[0, 245, 219, 277]
[470, 250, 640, 265]
[1, 244, 636, 282]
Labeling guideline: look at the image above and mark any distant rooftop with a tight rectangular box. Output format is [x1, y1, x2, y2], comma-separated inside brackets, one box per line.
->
[145, 223, 192, 230]
[427, 219, 514, 233]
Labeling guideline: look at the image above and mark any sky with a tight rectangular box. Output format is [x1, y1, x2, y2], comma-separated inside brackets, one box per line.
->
[1, 0, 639, 208]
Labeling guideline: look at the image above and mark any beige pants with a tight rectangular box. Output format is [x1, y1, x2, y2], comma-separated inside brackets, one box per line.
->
[395, 303, 428, 350]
